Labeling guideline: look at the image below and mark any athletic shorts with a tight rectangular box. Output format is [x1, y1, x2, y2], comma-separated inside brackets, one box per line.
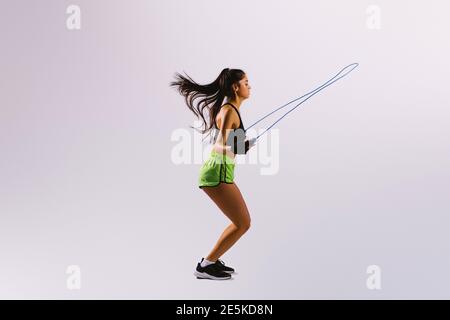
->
[198, 150, 236, 188]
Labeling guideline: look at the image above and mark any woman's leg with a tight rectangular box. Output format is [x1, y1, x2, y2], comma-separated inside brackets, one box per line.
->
[201, 182, 251, 261]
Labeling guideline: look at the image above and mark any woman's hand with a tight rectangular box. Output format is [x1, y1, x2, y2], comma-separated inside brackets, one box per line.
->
[244, 138, 257, 154]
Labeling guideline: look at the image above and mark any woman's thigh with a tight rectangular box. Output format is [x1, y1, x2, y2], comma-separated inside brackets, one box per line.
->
[201, 183, 251, 229]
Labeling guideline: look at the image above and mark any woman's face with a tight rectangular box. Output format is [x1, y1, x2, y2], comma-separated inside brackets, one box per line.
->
[234, 74, 251, 99]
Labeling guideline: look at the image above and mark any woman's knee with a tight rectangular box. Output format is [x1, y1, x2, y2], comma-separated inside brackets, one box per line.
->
[236, 214, 251, 232]
[243, 219, 251, 232]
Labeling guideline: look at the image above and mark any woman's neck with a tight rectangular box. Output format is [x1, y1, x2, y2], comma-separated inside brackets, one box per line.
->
[225, 98, 242, 110]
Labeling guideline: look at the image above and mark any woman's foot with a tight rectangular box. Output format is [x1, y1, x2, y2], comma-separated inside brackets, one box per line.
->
[194, 260, 232, 280]
[215, 258, 235, 274]
[201, 257, 235, 274]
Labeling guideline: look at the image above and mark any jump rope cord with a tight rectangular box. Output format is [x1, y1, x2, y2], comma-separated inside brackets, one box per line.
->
[201, 62, 359, 142]
[247, 62, 359, 141]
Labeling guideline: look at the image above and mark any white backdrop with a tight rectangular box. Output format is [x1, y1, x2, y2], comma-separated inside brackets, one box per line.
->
[0, 0, 449, 299]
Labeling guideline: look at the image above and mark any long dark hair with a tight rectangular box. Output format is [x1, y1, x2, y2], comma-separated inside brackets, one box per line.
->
[170, 68, 246, 136]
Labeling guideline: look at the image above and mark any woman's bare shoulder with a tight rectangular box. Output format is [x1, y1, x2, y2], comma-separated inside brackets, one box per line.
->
[216, 105, 239, 129]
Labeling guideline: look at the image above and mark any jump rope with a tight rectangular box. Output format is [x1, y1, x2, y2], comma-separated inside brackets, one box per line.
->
[202, 62, 359, 144]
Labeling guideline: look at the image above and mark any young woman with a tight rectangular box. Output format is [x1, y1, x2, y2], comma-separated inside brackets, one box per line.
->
[170, 68, 255, 280]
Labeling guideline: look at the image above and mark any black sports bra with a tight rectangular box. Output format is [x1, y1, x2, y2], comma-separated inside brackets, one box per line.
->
[214, 102, 245, 132]
[210, 102, 246, 145]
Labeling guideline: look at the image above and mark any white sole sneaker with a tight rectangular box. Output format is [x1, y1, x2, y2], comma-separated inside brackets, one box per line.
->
[194, 270, 232, 280]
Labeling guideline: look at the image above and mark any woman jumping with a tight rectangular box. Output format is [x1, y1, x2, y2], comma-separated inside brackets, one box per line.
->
[170, 68, 255, 280]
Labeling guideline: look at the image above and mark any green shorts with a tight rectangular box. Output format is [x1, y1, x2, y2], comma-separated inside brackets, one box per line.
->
[198, 150, 236, 188]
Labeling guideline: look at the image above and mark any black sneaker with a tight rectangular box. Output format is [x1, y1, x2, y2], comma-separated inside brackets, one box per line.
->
[215, 258, 235, 274]
[201, 257, 235, 274]
[194, 261, 232, 280]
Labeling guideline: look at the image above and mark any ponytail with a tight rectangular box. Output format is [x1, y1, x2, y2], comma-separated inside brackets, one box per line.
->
[170, 68, 245, 135]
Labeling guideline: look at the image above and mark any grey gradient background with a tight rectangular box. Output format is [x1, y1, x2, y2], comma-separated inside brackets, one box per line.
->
[1, 0, 449, 299]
